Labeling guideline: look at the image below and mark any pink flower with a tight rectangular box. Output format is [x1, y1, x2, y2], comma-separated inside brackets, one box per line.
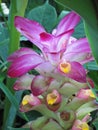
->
[72, 115, 90, 130]
[72, 120, 89, 130]
[7, 12, 93, 82]
[76, 88, 95, 99]
[13, 74, 34, 90]
[46, 89, 62, 111]
[31, 75, 52, 96]
[20, 93, 41, 112]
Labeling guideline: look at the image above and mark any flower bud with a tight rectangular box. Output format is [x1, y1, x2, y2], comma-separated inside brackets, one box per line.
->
[46, 89, 61, 111]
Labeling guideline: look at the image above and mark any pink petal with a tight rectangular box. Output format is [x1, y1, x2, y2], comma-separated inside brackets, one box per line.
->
[66, 38, 90, 53]
[20, 94, 41, 112]
[72, 115, 90, 130]
[72, 120, 83, 130]
[46, 89, 62, 111]
[44, 51, 61, 65]
[43, 29, 74, 53]
[42, 30, 74, 64]
[28, 94, 41, 106]
[15, 16, 46, 50]
[35, 61, 55, 77]
[8, 54, 44, 77]
[13, 74, 35, 90]
[55, 29, 74, 52]
[40, 32, 54, 50]
[36, 62, 65, 81]
[67, 36, 77, 45]
[58, 61, 86, 83]
[76, 89, 90, 99]
[8, 47, 38, 62]
[40, 32, 53, 43]
[31, 75, 51, 96]
[86, 78, 94, 88]
[63, 38, 93, 64]
[54, 11, 80, 36]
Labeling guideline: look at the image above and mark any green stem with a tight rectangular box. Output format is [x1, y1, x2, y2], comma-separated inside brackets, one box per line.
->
[8, 1, 20, 53]
[2, 0, 28, 130]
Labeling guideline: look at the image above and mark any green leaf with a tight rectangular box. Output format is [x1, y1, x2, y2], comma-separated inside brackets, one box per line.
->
[27, 0, 57, 32]
[0, 23, 9, 41]
[84, 61, 98, 70]
[25, 0, 45, 14]
[0, 81, 28, 121]
[8, 127, 30, 130]
[84, 22, 98, 63]
[0, 82, 19, 109]
[5, 91, 24, 128]
[0, 39, 9, 61]
[55, 0, 98, 63]
[25, 110, 42, 121]
[0, 23, 9, 60]
[92, 118, 98, 130]
[73, 20, 85, 39]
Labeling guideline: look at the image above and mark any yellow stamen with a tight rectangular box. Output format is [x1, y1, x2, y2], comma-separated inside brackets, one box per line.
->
[22, 100, 28, 105]
[86, 89, 95, 98]
[60, 62, 71, 74]
[78, 122, 89, 130]
[47, 93, 57, 105]
[22, 95, 31, 105]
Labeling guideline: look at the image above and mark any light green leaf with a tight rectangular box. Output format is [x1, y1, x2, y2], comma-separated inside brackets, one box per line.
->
[27, 0, 57, 32]
[30, 116, 48, 129]
[16, 0, 28, 16]
[76, 101, 98, 119]
[42, 120, 63, 130]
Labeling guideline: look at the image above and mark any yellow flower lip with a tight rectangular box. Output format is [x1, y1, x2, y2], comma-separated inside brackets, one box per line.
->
[22, 100, 28, 105]
[59, 62, 71, 74]
[22, 95, 32, 106]
[46, 90, 61, 105]
[77, 122, 89, 130]
[47, 93, 57, 105]
[86, 89, 95, 98]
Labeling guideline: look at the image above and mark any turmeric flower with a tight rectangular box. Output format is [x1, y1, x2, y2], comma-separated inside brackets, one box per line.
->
[8, 11, 93, 82]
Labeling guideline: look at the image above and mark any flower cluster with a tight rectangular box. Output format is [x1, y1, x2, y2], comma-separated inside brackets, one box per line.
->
[7, 11, 97, 130]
